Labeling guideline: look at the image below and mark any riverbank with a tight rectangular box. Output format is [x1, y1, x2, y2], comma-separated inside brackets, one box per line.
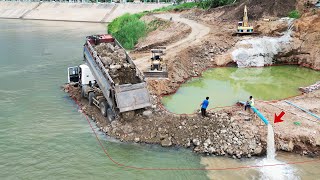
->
[0, 2, 168, 22]
[64, 2, 320, 159]
[63, 83, 320, 158]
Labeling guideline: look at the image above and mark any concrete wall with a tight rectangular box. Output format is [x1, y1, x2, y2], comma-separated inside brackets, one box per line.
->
[0, 2, 39, 18]
[0, 2, 168, 22]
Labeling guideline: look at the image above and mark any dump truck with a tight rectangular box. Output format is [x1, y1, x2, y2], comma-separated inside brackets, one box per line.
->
[68, 34, 151, 122]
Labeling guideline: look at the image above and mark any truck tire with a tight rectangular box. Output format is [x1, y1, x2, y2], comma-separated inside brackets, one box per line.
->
[81, 87, 85, 98]
[88, 92, 95, 106]
[107, 108, 115, 122]
[100, 101, 108, 117]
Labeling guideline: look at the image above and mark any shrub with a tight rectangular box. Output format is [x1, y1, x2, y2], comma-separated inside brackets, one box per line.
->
[108, 13, 149, 49]
[113, 20, 147, 49]
[288, 10, 300, 19]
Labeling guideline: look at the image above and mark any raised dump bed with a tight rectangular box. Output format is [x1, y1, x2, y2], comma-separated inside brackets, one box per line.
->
[68, 34, 151, 121]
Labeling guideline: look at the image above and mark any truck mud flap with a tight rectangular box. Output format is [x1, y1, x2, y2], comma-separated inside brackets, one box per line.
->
[115, 82, 151, 113]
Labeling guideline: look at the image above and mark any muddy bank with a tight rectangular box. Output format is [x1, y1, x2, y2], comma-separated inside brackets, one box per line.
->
[64, 83, 267, 158]
[64, 83, 320, 158]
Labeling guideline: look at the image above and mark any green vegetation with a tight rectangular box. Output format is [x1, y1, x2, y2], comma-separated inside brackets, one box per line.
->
[153, 2, 198, 12]
[108, 12, 170, 49]
[108, 1, 235, 49]
[108, 13, 148, 49]
[288, 10, 300, 19]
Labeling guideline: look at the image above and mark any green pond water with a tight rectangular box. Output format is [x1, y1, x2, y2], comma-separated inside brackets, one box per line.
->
[0, 19, 319, 180]
[162, 66, 320, 114]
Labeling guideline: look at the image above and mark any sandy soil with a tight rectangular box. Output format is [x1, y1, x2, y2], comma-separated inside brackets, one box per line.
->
[134, 15, 191, 52]
[133, 13, 211, 72]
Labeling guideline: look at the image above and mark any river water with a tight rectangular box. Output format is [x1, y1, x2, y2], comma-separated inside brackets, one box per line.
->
[0, 19, 319, 180]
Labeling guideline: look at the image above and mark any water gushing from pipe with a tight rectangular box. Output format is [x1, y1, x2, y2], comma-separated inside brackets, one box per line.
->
[232, 18, 294, 67]
[267, 124, 276, 159]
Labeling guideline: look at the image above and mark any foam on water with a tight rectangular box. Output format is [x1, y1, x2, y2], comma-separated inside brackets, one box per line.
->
[258, 124, 298, 180]
[258, 158, 299, 180]
[232, 18, 294, 67]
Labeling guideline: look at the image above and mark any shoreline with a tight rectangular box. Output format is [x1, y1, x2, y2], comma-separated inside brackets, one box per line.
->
[63, 62, 320, 159]
[154, 62, 320, 117]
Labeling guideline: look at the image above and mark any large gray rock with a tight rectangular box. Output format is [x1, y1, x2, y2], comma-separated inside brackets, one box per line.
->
[134, 137, 140, 143]
[143, 110, 152, 117]
[110, 64, 121, 70]
[192, 138, 201, 146]
[220, 129, 227, 134]
[161, 137, 172, 147]
[106, 43, 115, 52]
[101, 57, 113, 66]
[254, 146, 263, 154]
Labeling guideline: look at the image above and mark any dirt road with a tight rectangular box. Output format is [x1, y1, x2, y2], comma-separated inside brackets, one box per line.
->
[133, 13, 210, 71]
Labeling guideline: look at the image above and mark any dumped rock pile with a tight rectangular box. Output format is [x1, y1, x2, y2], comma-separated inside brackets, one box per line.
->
[93, 106, 266, 158]
[299, 81, 320, 93]
[94, 43, 140, 85]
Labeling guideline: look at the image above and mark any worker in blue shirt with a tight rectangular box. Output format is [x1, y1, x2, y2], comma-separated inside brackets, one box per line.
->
[200, 97, 209, 117]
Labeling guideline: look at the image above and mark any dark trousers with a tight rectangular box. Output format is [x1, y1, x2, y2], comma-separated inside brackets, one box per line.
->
[201, 108, 206, 117]
[245, 104, 251, 111]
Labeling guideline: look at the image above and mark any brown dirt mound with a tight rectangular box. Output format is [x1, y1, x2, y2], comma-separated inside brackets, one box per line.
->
[134, 16, 191, 52]
[209, 0, 297, 20]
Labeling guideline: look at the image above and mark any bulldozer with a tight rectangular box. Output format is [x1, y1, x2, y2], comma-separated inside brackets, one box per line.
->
[236, 5, 254, 34]
[143, 47, 168, 78]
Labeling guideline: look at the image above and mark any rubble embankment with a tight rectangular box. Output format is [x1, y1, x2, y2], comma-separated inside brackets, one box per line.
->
[299, 81, 320, 93]
[64, 83, 267, 159]
[65, 83, 320, 158]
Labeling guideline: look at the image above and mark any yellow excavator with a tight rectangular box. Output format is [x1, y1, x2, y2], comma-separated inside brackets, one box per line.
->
[237, 5, 254, 34]
[143, 47, 168, 78]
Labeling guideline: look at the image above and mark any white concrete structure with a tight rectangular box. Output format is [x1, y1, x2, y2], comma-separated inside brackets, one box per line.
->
[0, 1, 169, 22]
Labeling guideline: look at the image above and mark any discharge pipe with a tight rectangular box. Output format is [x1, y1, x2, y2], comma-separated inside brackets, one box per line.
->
[238, 101, 269, 125]
[284, 100, 320, 120]
[251, 107, 269, 125]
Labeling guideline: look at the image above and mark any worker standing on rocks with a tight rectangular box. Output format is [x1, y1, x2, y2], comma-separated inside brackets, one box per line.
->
[245, 96, 254, 111]
[200, 97, 209, 117]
